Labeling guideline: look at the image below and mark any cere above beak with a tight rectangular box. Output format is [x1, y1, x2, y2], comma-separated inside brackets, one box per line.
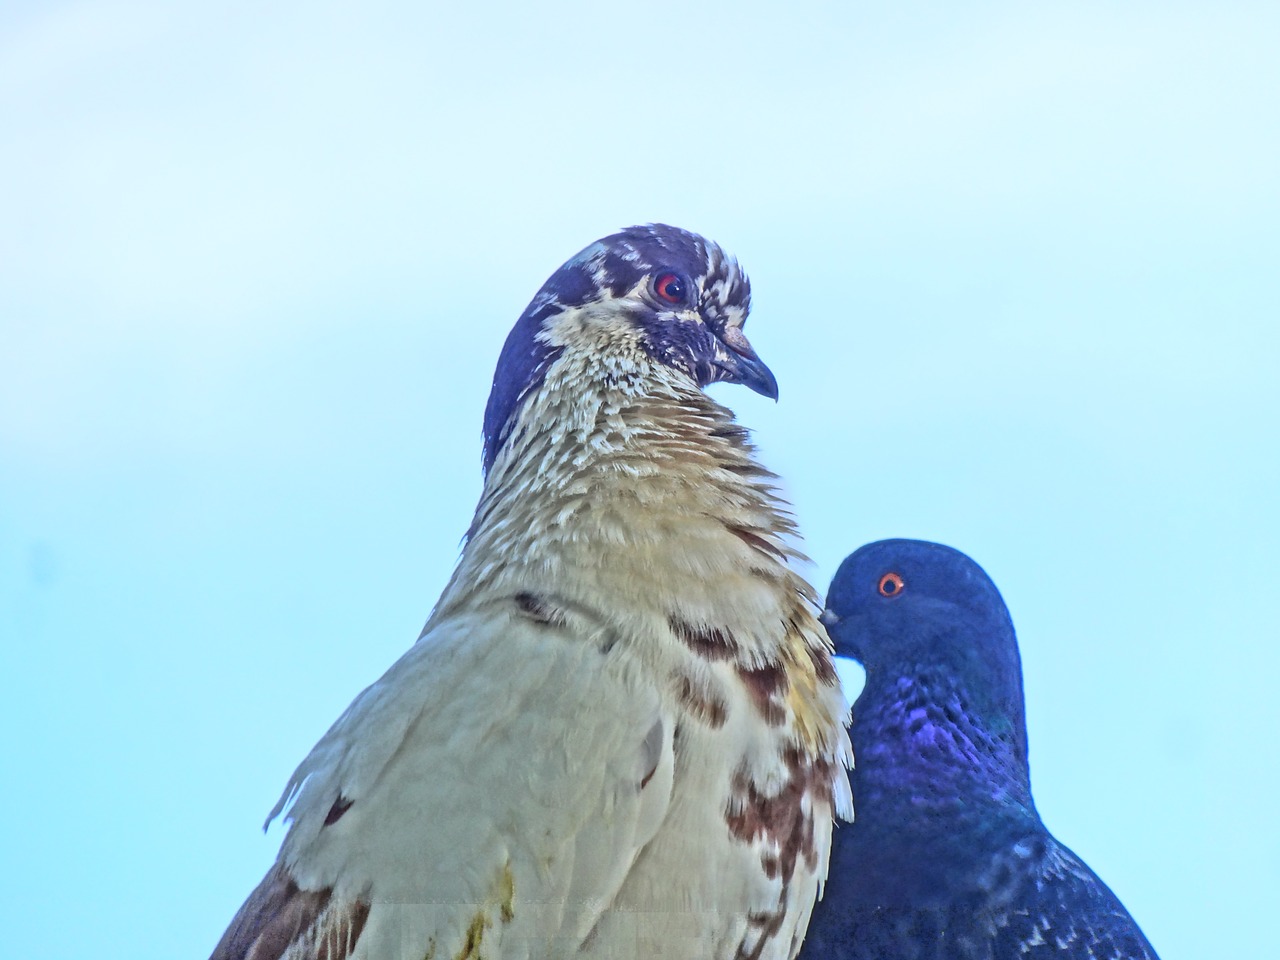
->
[720, 325, 779, 400]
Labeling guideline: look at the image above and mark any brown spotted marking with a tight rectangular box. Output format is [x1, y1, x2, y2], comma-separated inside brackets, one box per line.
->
[747, 565, 785, 587]
[736, 661, 789, 726]
[708, 423, 752, 445]
[669, 616, 740, 660]
[673, 671, 729, 729]
[514, 592, 566, 628]
[324, 795, 353, 826]
[498, 861, 516, 923]
[314, 902, 371, 960]
[724, 746, 838, 960]
[803, 636, 839, 685]
[210, 862, 370, 960]
[726, 523, 787, 560]
[717, 460, 776, 479]
[455, 911, 490, 960]
[778, 615, 842, 752]
[725, 747, 836, 884]
[639, 718, 664, 789]
[735, 904, 788, 960]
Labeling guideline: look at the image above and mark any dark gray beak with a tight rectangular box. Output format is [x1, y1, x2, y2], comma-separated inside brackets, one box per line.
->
[718, 326, 779, 400]
[732, 354, 779, 400]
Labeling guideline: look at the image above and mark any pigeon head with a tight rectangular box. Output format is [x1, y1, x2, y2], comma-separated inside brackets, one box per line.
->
[482, 224, 774, 472]
[823, 539, 1026, 745]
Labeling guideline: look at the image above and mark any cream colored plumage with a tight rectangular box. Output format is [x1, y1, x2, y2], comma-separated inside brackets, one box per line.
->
[210, 225, 851, 960]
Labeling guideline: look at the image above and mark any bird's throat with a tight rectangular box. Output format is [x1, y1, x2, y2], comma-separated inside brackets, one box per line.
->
[429, 358, 809, 660]
[853, 673, 1033, 824]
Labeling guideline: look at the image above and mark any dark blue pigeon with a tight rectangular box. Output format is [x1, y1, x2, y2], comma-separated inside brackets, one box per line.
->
[801, 539, 1160, 960]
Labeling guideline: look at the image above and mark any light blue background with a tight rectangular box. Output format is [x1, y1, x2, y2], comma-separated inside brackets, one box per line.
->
[2, 3, 1275, 957]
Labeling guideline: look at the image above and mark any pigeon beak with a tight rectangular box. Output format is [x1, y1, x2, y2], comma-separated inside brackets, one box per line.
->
[820, 608, 865, 663]
[719, 326, 779, 400]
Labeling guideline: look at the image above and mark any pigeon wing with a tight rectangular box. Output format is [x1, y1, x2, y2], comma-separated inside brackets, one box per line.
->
[993, 837, 1160, 959]
[212, 601, 675, 960]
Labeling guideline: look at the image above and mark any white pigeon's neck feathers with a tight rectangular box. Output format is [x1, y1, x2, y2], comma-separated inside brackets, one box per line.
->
[428, 318, 845, 756]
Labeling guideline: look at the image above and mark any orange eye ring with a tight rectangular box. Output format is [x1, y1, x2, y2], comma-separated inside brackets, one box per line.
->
[878, 572, 905, 598]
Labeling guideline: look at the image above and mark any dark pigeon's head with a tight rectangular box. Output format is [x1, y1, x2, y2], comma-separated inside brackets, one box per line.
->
[482, 224, 775, 472]
[823, 539, 1025, 730]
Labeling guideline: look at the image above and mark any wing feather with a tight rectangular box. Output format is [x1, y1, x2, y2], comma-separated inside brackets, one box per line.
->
[210, 863, 369, 960]
[994, 839, 1161, 959]
[218, 600, 674, 960]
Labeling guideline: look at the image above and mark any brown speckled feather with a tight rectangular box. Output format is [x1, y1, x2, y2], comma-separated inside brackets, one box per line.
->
[211, 864, 368, 960]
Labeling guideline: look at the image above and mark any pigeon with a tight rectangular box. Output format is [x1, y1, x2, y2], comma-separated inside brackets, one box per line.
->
[210, 225, 852, 960]
[800, 539, 1159, 960]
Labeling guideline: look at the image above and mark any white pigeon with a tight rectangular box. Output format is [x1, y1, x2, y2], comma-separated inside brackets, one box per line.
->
[210, 224, 853, 960]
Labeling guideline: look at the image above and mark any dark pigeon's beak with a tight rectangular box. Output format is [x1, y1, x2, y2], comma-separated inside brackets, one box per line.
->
[718, 326, 779, 400]
[820, 607, 865, 663]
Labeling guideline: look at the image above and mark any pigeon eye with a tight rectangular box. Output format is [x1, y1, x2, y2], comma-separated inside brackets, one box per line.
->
[653, 273, 687, 304]
[878, 572, 905, 598]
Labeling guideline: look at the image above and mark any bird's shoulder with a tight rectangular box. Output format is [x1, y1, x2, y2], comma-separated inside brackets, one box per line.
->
[800, 825, 1158, 960]
[988, 832, 1161, 959]
[216, 595, 678, 960]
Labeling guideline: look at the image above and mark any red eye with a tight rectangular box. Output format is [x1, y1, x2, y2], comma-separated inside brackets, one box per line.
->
[878, 572, 905, 598]
[654, 273, 686, 304]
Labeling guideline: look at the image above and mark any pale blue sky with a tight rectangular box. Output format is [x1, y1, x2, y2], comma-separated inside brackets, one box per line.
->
[2, 3, 1276, 958]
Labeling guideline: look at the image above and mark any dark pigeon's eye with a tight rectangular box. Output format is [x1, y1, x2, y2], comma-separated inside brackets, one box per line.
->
[878, 572, 905, 598]
[653, 273, 687, 304]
